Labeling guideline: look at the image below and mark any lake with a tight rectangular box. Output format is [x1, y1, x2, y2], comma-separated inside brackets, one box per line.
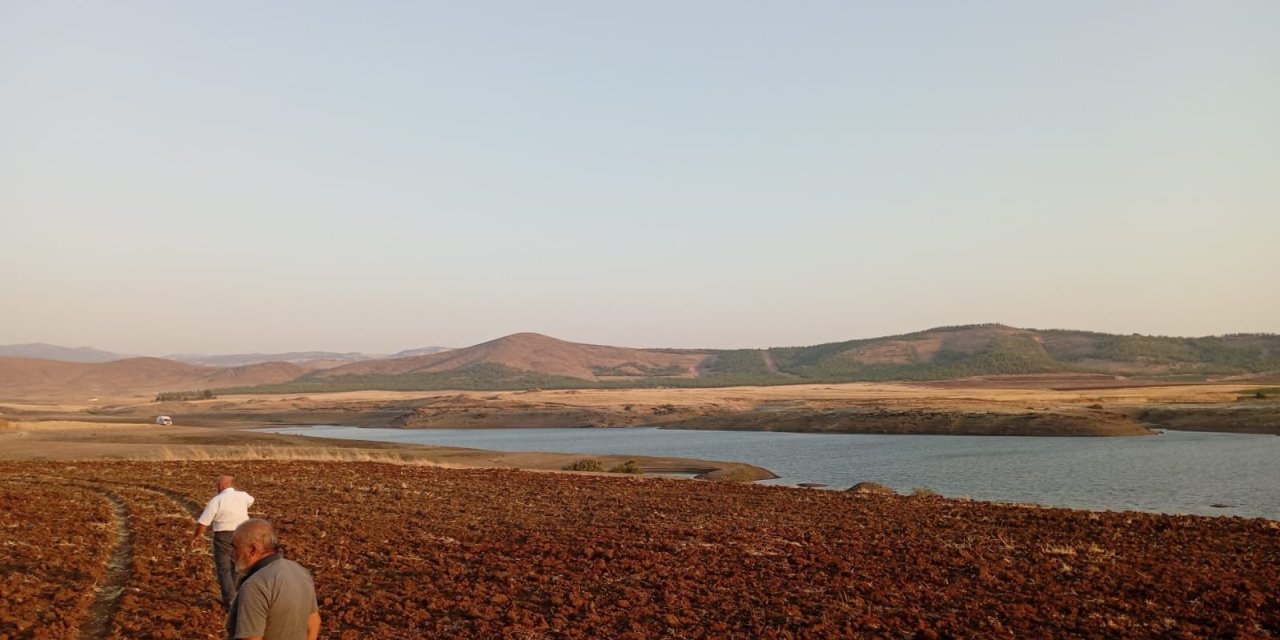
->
[259, 425, 1280, 519]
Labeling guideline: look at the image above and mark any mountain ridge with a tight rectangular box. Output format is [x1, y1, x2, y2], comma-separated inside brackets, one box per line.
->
[2, 325, 1278, 398]
[246, 324, 1280, 393]
[311, 333, 709, 381]
[0, 345, 455, 368]
[0, 343, 127, 363]
[0, 357, 305, 399]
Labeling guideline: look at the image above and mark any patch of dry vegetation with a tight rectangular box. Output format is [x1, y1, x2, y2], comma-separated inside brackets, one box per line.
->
[716, 467, 760, 483]
[147, 445, 449, 466]
[562, 459, 605, 472]
[1, 420, 159, 432]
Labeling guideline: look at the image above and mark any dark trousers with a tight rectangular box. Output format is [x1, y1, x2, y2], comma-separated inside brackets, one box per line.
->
[212, 531, 238, 607]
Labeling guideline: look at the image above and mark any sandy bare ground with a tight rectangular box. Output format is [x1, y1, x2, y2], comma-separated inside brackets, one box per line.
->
[2, 380, 1262, 416]
[0, 420, 772, 481]
[1, 380, 1275, 469]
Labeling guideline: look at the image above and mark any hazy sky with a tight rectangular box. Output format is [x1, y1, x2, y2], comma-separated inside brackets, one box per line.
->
[3, 2, 1277, 355]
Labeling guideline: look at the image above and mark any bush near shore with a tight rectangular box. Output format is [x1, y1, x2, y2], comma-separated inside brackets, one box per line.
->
[607, 460, 643, 474]
[561, 459, 646, 475]
[154, 389, 217, 402]
[1, 459, 1275, 638]
[562, 459, 604, 472]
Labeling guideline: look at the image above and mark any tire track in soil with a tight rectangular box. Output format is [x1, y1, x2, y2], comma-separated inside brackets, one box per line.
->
[95, 478, 229, 625]
[0, 474, 135, 640]
[9, 475, 211, 640]
[77, 486, 131, 640]
[100, 479, 203, 518]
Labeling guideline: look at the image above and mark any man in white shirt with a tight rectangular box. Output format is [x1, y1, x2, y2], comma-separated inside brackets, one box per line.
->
[191, 474, 255, 607]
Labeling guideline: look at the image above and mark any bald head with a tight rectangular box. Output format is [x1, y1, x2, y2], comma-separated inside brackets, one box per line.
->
[231, 518, 279, 573]
[233, 518, 278, 552]
[216, 475, 235, 492]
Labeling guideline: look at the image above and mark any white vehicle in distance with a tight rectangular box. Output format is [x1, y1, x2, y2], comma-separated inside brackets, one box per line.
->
[155, 415, 173, 426]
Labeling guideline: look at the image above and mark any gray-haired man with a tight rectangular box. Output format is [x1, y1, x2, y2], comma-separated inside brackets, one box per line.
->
[226, 519, 321, 640]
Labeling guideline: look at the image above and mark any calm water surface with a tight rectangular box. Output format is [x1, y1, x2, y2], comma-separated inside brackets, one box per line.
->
[260, 425, 1280, 519]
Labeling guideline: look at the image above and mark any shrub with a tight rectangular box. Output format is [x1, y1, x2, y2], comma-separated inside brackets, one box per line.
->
[608, 460, 644, 475]
[910, 486, 940, 498]
[562, 459, 604, 472]
[1236, 387, 1278, 401]
[155, 389, 217, 402]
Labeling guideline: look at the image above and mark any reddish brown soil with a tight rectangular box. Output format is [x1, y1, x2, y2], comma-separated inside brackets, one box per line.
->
[103, 483, 224, 638]
[2, 461, 1277, 639]
[0, 482, 115, 639]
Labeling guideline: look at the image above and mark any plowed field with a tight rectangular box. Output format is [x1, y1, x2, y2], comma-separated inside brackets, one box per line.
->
[0, 481, 115, 639]
[1, 460, 1277, 639]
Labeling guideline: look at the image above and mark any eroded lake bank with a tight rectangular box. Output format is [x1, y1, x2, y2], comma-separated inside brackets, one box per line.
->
[14, 382, 1274, 438]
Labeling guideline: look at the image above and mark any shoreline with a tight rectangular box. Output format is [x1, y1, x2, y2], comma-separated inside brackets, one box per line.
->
[0, 420, 777, 482]
[8, 380, 1277, 438]
[4, 382, 1277, 438]
[4, 417, 1278, 519]
[262, 423, 1280, 520]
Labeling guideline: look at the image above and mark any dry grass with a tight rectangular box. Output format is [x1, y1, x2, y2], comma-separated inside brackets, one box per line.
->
[714, 467, 761, 483]
[0, 420, 152, 432]
[1042, 543, 1120, 561]
[94, 381, 1260, 415]
[1042, 544, 1078, 556]
[147, 445, 452, 466]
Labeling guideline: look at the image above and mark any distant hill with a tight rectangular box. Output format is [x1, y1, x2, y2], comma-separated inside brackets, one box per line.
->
[753, 324, 1280, 382]
[230, 325, 1280, 393]
[165, 351, 374, 367]
[5, 326, 1278, 398]
[0, 357, 305, 399]
[311, 333, 707, 381]
[388, 346, 454, 359]
[0, 343, 125, 363]
[2, 345, 453, 369]
[164, 348, 455, 371]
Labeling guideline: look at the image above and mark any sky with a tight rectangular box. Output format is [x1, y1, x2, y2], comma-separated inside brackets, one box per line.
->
[2, 2, 1277, 355]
